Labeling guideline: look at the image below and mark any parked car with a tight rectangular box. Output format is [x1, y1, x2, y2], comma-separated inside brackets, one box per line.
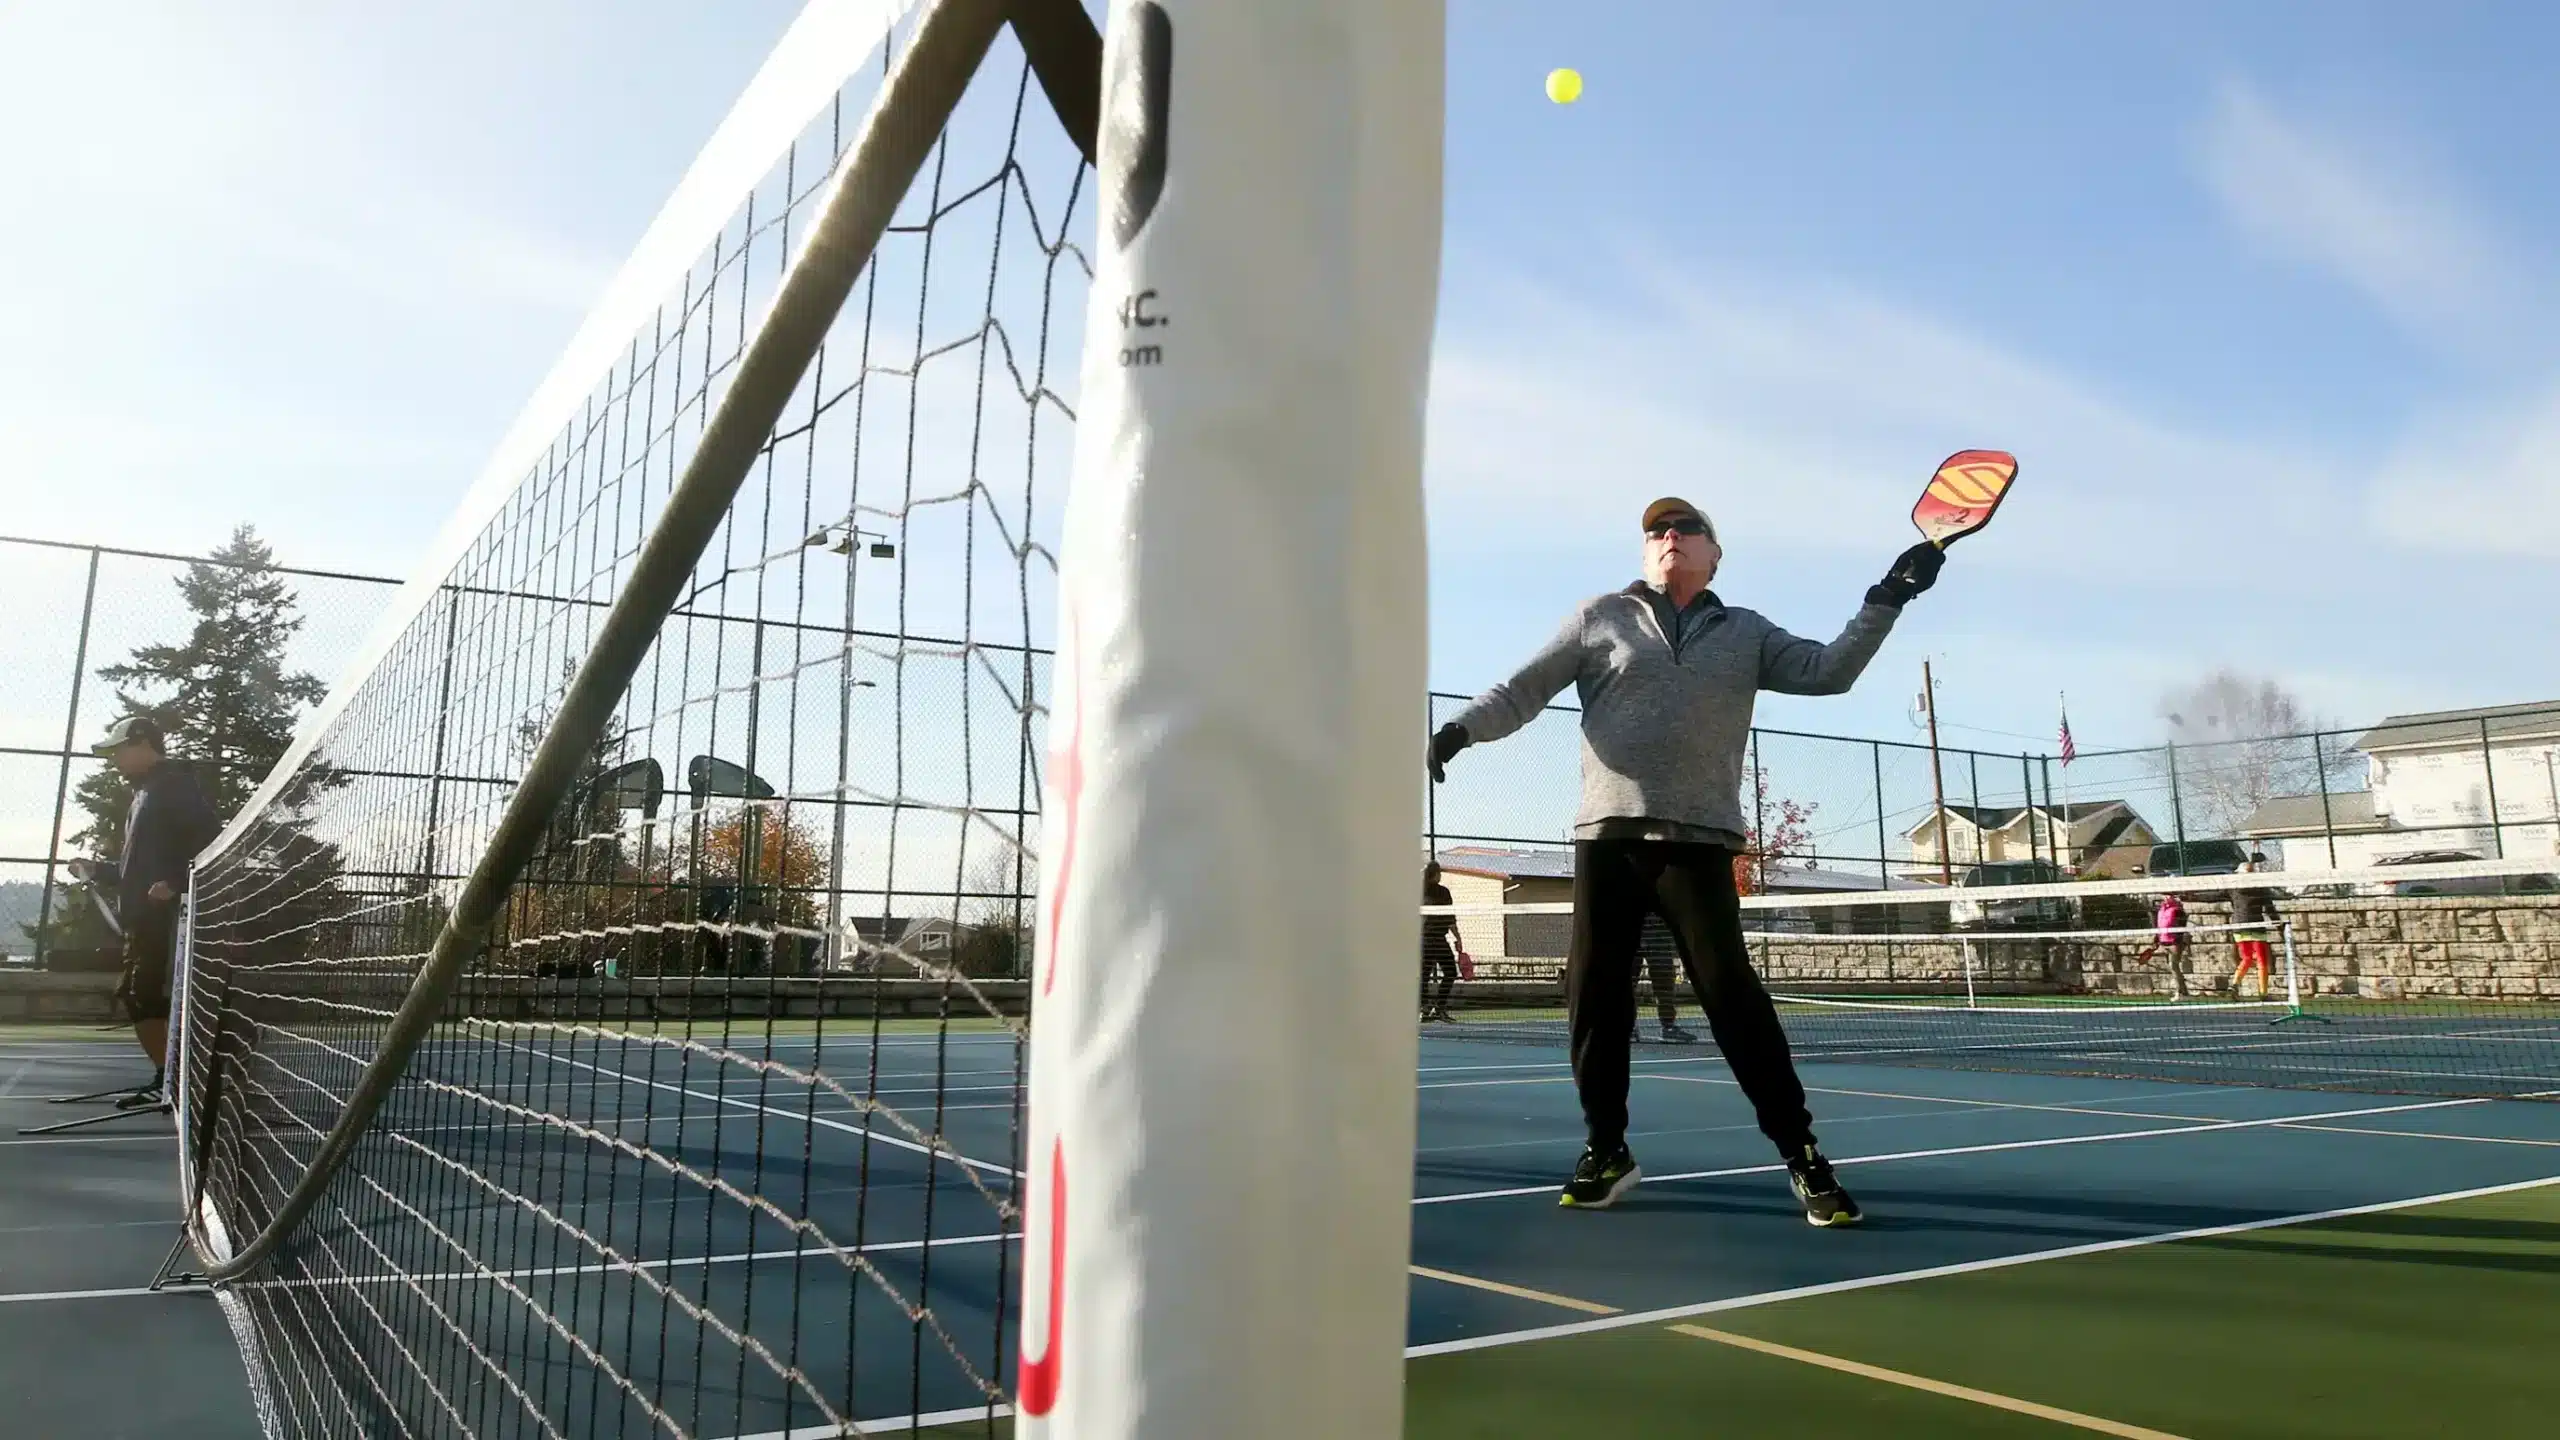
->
[1949, 859, 2074, 929]
[2366, 849, 2560, 897]
[2138, 839, 2251, 878]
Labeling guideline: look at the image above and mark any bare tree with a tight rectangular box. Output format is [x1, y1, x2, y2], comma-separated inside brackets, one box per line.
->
[956, 839, 1033, 977]
[2153, 670, 2354, 838]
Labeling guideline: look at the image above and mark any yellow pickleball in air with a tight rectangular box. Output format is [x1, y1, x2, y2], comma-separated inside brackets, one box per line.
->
[1547, 68, 1583, 105]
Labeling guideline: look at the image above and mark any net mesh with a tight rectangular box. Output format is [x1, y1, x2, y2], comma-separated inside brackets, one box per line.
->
[174, 12, 1087, 1436]
[1420, 857, 2560, 1100]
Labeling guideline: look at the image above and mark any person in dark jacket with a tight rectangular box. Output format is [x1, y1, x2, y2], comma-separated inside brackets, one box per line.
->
[89, 716, 221, 1106]
[1430, 497, 1947, 1225]
[1419, 862, 1462, 1022]
[2227, 853, 2280, 998]
[1633, 915, 1699, 1044]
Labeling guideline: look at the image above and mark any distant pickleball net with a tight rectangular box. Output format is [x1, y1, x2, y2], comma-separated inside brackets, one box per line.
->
[171, 3, 1101, 1434]
[1421, 857, 2560, 1100]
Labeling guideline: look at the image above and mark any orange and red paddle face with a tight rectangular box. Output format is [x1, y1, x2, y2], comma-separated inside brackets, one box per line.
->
[1912, 449, 2018, 547]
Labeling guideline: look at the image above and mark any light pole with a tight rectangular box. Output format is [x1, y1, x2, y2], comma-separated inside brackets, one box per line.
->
[678, 526, 896, 612]
[1921, 661, 1953, 887]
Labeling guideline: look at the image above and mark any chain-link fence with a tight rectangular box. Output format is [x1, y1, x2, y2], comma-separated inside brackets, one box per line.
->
[13, 529, 2558, 972]
[1426, 690, 2560, 889]
[2, 536, 401, 969]
[2, 533, 1053, 974]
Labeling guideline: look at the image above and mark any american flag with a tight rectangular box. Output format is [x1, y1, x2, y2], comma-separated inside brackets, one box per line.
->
[2059, 703, 2077, 765]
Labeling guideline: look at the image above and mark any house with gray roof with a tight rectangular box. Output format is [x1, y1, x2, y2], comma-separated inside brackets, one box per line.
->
[2240, 700, 2560, 869]
[1900, 799, 2159, 879]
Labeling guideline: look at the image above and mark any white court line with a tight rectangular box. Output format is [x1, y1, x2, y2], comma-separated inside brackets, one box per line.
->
[0, 1043, 137, 1053]
[720, 1399, 1014, 1440]
[0, 1283, 201, 1305]
[0, 1229, 1016, 1307]
[229, 1229, 1012, 1294]
[1417, 1054, 1723, 1077]
[1418, 1074, 1582, 1092]
[1408, 1171, 2560, 1359]
[485, 1037, 1022, 1180]
[0, 1133, 168, 1147]
[1410, 1096, 2484, 1206]
[1415, 1077, 2222, 1157]
[1417, 1099, 2198, 1161]
[0, 1061, 31, 1100]
[1650, 1072, 2226, 1126]
[2277, 1121, 2560, 1149]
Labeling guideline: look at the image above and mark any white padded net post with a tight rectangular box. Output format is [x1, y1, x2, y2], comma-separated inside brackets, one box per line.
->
[1017, 1, 1445, 1436]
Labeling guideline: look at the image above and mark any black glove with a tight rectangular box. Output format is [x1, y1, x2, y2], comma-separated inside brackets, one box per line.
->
[1428, 722, 1471, 783]
[1867, 541, 1945, 608]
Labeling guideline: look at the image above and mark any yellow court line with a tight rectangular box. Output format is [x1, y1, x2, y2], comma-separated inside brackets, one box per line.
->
[1667, 1324, 2192, 1439]
[1407, 1266, 1622, 1316]
[1411, 1265, 2197, 1436]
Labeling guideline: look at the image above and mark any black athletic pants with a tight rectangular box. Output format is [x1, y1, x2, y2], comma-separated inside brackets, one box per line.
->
[1568, 838, 1815, 1157]
[1420, 950, 1459, 1011]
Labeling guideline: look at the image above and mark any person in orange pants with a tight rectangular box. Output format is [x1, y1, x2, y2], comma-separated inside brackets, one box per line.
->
[2227, 854, 2280, 998]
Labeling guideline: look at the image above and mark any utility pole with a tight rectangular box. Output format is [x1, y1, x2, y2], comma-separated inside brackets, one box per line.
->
[1922, 660, 1953, 887]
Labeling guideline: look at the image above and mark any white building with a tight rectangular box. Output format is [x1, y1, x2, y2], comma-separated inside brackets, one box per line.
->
[2241, 700, 2560, 868]
[1432, 845, 1944, 956]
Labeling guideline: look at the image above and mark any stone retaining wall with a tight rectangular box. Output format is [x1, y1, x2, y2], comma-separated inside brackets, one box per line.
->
[0, 973, 124, 1024]
[17, 895, 2555, 1030]
[1455, 894, 2560, 1003]
[2273, 895, 2560, 1001]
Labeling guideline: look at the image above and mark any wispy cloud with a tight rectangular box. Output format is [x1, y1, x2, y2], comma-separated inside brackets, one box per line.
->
[2193, 80, 2531, 359]
[2372, 380, 2560, 560]
[1421, 243, 2559, 739]
[2185, 81, 2560, 561]
[1428, 249, 2341, 589]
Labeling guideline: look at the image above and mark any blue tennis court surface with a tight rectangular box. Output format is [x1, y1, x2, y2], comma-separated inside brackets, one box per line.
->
[10, 1025, 2559, 1437]
[1405, 1029, 2560, 1356]
[359, 1021, 2560, 1434]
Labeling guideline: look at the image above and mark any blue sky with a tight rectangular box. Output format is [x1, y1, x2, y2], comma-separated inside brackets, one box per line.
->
[3, 0, 2555, 764]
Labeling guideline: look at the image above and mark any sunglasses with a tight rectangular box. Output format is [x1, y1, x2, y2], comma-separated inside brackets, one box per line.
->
[1645, 517, 1710, 539]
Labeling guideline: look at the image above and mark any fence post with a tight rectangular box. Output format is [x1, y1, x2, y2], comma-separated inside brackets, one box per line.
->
[2165, 742, 2188, 874]
[2312, 729, 2338, 868]
[418, 591, 463, 884]
[33, 548, 104, 972]
[2479, 716, 2505, 860]
[1750, 727, 1766, 893]
[2039, 754, 2058, 871]
[1425, 693, 1439, 867]
[1873, 742, 1890, 888]
[2019, 753, 2038, 870]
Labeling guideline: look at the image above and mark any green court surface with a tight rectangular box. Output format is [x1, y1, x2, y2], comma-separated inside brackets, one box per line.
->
[1402, 1182, 2560, 1439]
[906, 1178, 2560, 1434]
[910, 1184, 2558, 1438]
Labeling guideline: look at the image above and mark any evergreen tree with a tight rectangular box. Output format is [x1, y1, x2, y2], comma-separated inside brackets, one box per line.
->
[29, 527, 335, 956]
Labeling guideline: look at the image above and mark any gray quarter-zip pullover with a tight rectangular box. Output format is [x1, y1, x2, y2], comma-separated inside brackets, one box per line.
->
[1449, 584, 1899, 847]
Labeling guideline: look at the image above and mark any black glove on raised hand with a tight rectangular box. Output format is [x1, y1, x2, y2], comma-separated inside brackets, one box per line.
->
[1867, 541, 1946, 609]
[1428, 722, 1471, 783]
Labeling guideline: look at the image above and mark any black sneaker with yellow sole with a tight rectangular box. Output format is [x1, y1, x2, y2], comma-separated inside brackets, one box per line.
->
[1559, 1142, 1641, 1209]
[1786, 1146, 1863, 1227]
